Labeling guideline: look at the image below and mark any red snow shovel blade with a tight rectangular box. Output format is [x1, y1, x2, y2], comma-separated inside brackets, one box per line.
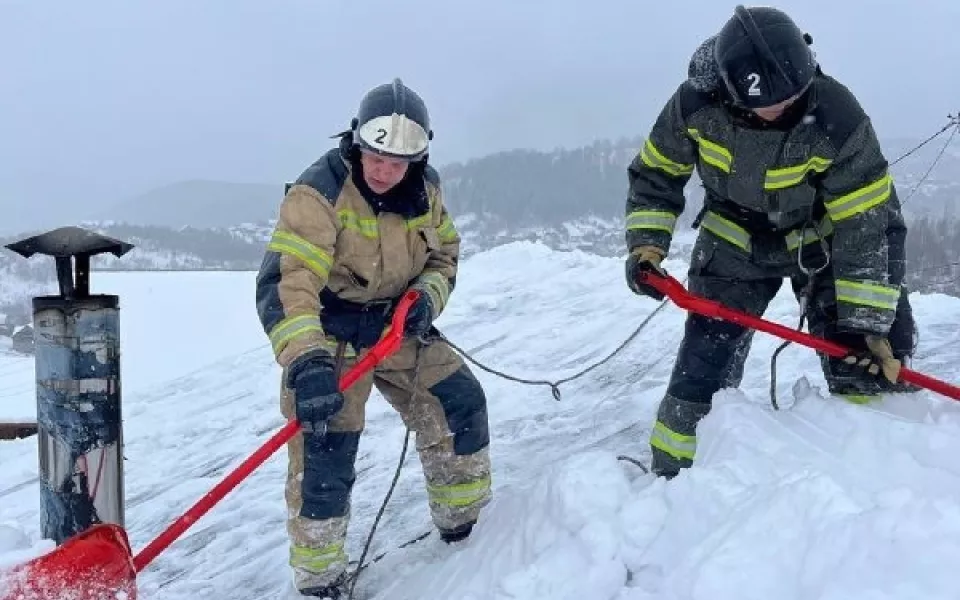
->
[1, 523, 137, 600]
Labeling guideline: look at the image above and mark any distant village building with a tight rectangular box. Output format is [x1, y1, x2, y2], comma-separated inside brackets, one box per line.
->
[0, 421, 37, 440]
[11, 324, 34, 354]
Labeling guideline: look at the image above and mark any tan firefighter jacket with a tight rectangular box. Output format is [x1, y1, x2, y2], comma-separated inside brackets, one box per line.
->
[256, 141, 459, 367]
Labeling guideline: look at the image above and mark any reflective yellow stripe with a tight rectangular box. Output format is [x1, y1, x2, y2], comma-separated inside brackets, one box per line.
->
[290, 542, 347, 574]
[415, 271, 451, 312]
[835, 279, 900, 311]
[405, 214, 432, 230]
[268, 314, 324, 354]
[649, 421, 696, 460]
[701, 211, 837, 254]
[701, 211, 752, 251]
[338, 210, 379, 238]
[267, 231, 333, 279]
[840, 394, 879, 405]
[626, 210, 677, 234]
[319, 337, 356, 358]
[785, 216, 834, 251]
[427, 476, 491, 508]
[824, 174, 892, 222]
[639, 139, 695, 177]
[437, 215, 458, 243]
[687, 128, 732, 173]
[764, 157, 833, 190]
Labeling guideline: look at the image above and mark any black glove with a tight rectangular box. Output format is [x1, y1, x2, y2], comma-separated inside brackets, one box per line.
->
[404, 291, 436, 337]
[841, 335, 901, 385]
[286, 351, 344, 434]
[625, 246, 667, 300]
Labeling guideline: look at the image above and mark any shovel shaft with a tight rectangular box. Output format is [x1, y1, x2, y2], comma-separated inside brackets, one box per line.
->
[131, 290, 419, 573]
[640, 272, 960, 402]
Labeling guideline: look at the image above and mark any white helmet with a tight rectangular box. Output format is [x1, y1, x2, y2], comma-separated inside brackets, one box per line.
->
[351, 78, 432, 162]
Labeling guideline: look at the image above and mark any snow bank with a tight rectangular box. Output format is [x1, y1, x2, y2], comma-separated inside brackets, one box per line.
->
[369, 383, 960, 600]
[617, 384, 960, 600]
[0, 524, 51, 571]
[369, 450, 634, 600]
[0, 524, 53, 598]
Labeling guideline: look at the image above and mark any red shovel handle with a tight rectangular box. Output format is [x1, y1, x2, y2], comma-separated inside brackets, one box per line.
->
[639, 271, 960, 402]
[131, 289, 420, 573]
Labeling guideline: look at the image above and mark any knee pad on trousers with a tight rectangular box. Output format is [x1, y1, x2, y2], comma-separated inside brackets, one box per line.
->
[428, 365, 490, 456]
[301, 431, 361, 519]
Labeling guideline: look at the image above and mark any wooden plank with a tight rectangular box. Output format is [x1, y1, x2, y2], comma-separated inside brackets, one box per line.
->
[0, 421, 38, 440]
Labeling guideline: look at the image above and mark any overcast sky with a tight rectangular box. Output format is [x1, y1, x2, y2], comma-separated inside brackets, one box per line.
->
[2, 0, 958, 227]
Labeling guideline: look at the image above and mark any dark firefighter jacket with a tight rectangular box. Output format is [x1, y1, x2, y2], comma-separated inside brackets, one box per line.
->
[626, 66, 906, 336]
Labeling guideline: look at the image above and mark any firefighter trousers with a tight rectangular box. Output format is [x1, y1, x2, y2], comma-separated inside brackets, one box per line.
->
[650, 232, 915, 477]
[279, 334, 492, 590]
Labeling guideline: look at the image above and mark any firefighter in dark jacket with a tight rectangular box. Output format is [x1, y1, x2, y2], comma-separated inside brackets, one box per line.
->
[624, 5, 916, 479]
[256, 79, 492, 597]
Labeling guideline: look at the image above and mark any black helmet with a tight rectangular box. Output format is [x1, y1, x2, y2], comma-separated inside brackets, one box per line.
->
[350, 78, 433, 162]
[714, 5, 816, 108]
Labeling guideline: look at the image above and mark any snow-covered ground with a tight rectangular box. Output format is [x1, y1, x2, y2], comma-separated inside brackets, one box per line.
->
[2, 241, 960, 599]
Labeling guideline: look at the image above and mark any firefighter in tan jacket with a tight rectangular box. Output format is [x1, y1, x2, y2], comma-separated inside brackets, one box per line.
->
[255, 79, 492, 598]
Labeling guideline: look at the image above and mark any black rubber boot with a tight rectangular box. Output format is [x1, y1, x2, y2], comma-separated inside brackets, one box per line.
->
[439, 520, 475, 543]
[298, 573, 348, 599]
